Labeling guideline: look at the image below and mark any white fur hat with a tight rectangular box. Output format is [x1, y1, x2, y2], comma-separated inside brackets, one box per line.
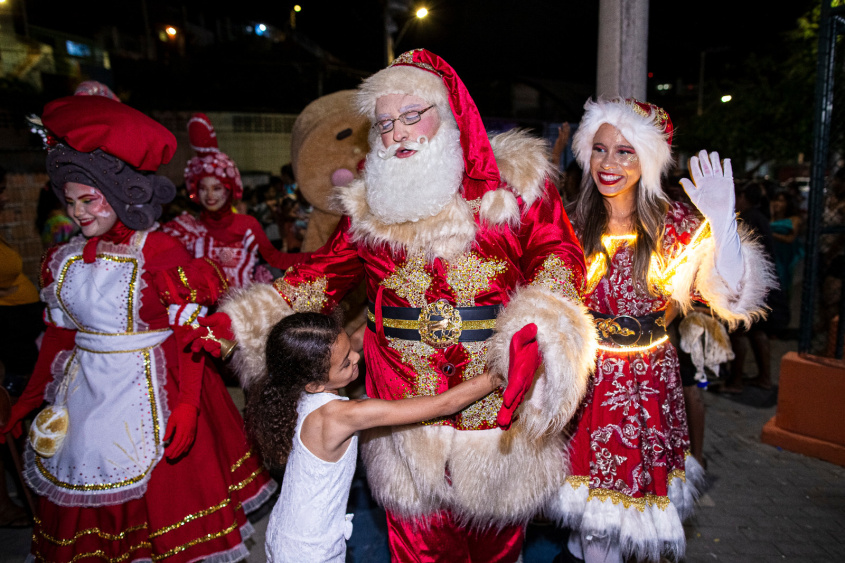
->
[572, 98, 674, 200]
[356, 63, 450, 122]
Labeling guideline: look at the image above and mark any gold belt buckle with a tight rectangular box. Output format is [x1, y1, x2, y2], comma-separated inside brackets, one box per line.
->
[418, 299, 462, 348]
[594, 315, 641, 346]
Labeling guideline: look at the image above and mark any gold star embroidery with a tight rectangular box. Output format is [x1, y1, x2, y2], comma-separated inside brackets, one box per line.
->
[382, 252, 432, 308]
[446, 252, 508, 307]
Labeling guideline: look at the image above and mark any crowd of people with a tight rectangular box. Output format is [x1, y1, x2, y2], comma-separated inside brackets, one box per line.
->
[0, 48, 791, 563]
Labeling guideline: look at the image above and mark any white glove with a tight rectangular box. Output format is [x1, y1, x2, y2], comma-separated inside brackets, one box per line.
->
[680, 150, 744, 291]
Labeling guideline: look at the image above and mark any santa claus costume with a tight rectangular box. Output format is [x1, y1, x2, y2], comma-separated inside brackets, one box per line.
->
[3, 95, 276, 562]
[191, 49, 598, 562]
[548, 98, 775, 562]
[162, 113, 306, 288]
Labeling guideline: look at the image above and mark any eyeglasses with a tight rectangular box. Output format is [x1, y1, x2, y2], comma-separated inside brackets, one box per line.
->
[373, 105, 436, 134]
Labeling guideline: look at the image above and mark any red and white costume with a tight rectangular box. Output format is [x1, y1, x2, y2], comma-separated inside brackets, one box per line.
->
[9, 95, 277, 562]
[547, 99, 775, 561]
[22, 225, 276, 562]
[163, 208, 305, 288]
[217, 50, 598, 561]
[163, 114, 307, 288]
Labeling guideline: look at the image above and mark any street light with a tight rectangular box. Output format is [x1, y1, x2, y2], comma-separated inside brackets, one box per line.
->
[386, 6, 428, 64]
[395, 7, 427, 50]
[721, 95, 733, 103]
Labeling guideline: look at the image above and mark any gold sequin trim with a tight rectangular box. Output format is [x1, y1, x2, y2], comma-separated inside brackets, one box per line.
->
[151, 520, 240, 561]
[33, 518, 148, 546]
[668, 468, 686, 484]
[456, 341, 502, 430]
[273, 276, 329, 312]
[149, 499, 230, 539]
[447, 252, 507, 307]
[387, 339, 442, 400]
[177, 266, 197, 303]
[366, 310, 495, 331]
[531, 255, 581, 303]
[202, 257, 229, 292]
[587, 488, 671, 512]
[34, 350, 160, 490]
[382, 252, 431, 308]
[230, 450, 252, 473]
[56, 254, 139, 332]
[391, 49, 442, 76]
[566, 475, 590, 488]
[32, 543, 151, 563]
[228, 467, 264, 493]
[185, 307, 201, 327]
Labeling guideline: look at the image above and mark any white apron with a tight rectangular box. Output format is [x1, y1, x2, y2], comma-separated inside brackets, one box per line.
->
[25, 232, 173, 507]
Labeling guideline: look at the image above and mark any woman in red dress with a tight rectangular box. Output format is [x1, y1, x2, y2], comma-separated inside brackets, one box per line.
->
[163, 114, 307, 288]
[550, 99, 775, 562]
[1, 95, 276, 562]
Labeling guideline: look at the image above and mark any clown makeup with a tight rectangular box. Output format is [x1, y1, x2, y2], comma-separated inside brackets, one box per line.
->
[64, 182, 118, 238]
[374, 94, 441, 157]
[590, 123, 642, 199]
[198, 176, 230, 212]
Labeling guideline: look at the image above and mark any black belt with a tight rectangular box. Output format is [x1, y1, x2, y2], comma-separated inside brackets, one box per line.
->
[590, 310, 667, 347]
[367, 300, 500, 348]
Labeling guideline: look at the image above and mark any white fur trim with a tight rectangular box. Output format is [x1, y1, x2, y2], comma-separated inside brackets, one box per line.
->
[357, 65, 450, 123]
[671, 224, 777, 331]
[219, 283, 293, 389]
[334, 181, 477, 262]
[487, 285, 597, 440]
[360, 423, 568, 528]
[572, 98, 672, 203]
[548, 456, 706, 562]
[488, 129, 551, 208]
[479, 189, 520, 227]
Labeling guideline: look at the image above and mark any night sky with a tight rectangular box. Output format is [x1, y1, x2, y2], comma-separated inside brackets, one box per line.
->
[21, 0, 819, 108]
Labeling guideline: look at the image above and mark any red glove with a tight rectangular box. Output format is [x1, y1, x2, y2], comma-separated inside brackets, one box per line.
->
[188, 312, 235, 357]
[497, 323, 542, 430]
[163, 403, 199, 460]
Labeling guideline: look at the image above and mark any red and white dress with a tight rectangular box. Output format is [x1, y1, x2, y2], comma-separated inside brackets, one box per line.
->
[163, 208, 307, 288]
[550, 202, 708, 561]
[21, 222, 276, 563]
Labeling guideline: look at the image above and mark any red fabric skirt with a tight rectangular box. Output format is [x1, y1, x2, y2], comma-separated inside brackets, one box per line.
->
[29, 363, 276, 563]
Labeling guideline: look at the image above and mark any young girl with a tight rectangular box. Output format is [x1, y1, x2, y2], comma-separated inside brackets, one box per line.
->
[247, 313, 537, 563]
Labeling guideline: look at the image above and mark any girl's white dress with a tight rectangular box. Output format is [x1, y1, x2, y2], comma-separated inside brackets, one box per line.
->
[266, 392, 357, 562]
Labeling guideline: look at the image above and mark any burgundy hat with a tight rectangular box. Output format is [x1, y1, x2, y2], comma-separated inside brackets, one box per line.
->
[42, 96, 177, 230]
[42, 95, 176, 171]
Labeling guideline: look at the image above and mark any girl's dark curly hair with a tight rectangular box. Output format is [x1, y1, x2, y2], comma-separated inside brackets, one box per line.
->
[245, 312, 342, 468]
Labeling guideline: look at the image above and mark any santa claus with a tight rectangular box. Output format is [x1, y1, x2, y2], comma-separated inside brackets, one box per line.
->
[192, 49, 598, 561]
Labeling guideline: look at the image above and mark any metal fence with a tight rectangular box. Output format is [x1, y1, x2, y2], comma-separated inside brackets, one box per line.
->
[800, 1, 845, 356]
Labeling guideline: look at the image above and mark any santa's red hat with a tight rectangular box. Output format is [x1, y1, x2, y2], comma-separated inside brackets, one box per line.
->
[356, 49, 500, 200]
[572, 98, 673, 202]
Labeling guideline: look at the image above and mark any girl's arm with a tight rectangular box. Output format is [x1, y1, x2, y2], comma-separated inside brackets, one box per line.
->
[302, 372, 500, 462]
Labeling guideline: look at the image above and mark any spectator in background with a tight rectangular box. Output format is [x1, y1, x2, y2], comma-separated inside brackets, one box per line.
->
[0, 166, 45, 527]
[725, 182, 785, 392]
[35, 183, 77, 248]
[770, 188, 804, 301]
[280, 163, 297, 199]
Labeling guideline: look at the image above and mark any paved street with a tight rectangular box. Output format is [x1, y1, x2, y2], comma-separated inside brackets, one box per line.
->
[3, 336, 844, 562]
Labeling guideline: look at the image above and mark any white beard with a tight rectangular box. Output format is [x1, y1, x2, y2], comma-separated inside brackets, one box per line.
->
[364, 125, 465, 224]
